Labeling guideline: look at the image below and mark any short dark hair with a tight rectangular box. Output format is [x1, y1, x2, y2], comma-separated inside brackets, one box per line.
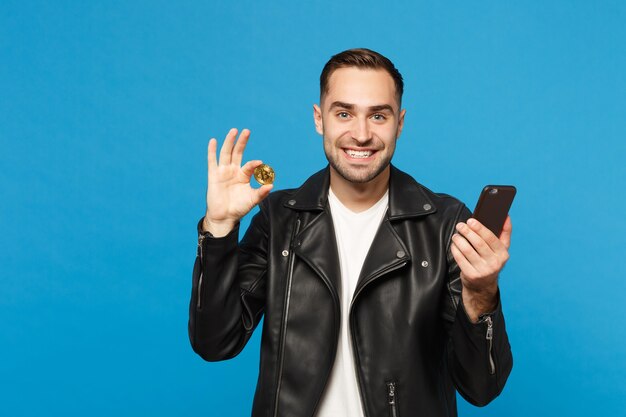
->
[320, 48, 404, 106]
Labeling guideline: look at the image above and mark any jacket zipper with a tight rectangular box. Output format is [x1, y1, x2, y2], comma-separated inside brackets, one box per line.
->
[273, 217, 301, 417]
[387, 381, 399, 417]
[484, 315, 495, 375]
[349, 260, 407, 417]
[196, 234, 206, 309]
[350, 260, 407, 317]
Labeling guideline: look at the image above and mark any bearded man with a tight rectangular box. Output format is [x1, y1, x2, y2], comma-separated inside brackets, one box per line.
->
[189, 48, 513, 417]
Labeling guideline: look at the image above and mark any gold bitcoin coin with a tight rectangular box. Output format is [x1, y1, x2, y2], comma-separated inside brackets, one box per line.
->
[253, 164, 275, 185]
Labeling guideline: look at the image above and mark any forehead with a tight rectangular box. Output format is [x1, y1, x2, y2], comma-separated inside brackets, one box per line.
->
[323, 67, 399, 109]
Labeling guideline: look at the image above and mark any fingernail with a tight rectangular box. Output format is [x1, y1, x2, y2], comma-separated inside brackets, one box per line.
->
[455, 223, 465, 231]
[467, 218, 477, 226]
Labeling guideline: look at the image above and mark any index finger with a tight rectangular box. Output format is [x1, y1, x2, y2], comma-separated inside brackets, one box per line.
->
[499, 215, 512, 249]
[466, 218, 506, 253]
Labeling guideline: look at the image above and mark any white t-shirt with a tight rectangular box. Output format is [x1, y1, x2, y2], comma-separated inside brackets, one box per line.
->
[315, 187, 389, 417]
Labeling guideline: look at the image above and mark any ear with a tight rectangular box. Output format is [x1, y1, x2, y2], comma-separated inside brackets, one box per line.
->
[313, 104, 324, 136]
[396, 109, 406, 139]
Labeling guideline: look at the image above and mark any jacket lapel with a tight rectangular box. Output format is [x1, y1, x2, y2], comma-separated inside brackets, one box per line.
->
[352, 166, 438, 299]
[284, 168, 342, 299]
[283, 165, 438, 303]
[353, 217, 409, 298]
[293, 210, 342, 300]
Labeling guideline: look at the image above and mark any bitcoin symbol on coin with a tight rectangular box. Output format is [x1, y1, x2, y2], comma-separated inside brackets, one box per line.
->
[253, 164, 275, 185]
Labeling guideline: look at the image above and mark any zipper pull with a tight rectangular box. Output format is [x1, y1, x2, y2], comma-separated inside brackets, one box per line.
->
[387, 382, 398, 417]
[197, 234, 205, 258]
[387, 382, 396, 405]
[485, 315, 493, 341]
[484, 315, 496, 375]
[196, 234, 206, 309]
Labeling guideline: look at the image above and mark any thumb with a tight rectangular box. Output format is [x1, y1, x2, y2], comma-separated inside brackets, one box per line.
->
[253, 184, 273, 204]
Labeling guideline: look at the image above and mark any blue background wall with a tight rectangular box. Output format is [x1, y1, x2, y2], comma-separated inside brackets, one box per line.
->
[1, 1, 625, 416]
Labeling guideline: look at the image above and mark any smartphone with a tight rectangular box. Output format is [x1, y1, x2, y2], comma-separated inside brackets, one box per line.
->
[472, 185, 516, 236]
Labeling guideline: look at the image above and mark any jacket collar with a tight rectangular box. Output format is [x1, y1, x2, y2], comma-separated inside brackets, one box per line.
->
[282, 164, 437, 219]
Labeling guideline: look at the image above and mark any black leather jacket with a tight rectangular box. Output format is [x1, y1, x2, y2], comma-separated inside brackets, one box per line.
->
[189, 165, 512, 417]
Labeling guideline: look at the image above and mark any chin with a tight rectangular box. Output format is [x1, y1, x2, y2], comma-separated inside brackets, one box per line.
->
[330, 161, 389, 184]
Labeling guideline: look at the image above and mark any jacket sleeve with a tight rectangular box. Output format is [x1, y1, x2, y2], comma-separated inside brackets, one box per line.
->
[442, 204, 513, 406]
[188, 204, 269, 362]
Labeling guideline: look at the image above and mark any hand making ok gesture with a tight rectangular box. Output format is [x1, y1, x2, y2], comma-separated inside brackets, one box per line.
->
[203, 128, 273, 237]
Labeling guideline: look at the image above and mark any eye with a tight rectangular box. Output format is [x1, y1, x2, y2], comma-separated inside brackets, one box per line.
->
[371, 113, 387, 121]
[337, 112, 350, 119]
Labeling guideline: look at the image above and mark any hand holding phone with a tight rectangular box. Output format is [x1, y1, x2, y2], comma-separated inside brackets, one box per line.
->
[450, 185, 515, 321]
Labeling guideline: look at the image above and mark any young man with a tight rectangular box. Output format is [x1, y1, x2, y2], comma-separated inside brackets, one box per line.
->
[189, 48, 513, 417]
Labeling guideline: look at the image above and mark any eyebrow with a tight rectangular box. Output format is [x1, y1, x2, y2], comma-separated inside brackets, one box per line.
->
[329, 101, 395, 113]
[369, 104, 395, 113]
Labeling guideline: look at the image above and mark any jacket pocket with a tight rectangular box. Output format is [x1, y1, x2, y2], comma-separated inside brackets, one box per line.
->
[387, 381, 399, 417]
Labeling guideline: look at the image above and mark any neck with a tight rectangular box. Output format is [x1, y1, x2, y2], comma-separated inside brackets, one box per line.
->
[329, 166, 390, 212]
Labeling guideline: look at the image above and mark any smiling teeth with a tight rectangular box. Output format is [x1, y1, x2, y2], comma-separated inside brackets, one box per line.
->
[346, 150, 372, 158]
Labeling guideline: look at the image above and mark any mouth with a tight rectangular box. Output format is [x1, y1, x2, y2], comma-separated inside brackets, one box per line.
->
[343, 148, 376, 160]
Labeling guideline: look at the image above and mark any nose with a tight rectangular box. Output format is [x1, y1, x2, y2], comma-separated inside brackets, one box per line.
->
[352, 117, 372, 144]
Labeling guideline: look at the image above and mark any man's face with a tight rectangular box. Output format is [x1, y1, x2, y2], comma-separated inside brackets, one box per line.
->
[314, 67, 405, 184]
